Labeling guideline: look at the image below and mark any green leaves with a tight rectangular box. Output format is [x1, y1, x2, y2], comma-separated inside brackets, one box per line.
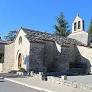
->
[54, 12, 70, 37]
[88, 19, 92, 35]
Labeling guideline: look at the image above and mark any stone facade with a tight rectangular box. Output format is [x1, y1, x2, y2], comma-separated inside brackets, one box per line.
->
[0, 29, 30, 73]
[3, 42, 15, 72]
[14, 29, 30, 71]
[29, 42, 45, 71]
[1, 27, 83, 73]
[26, 31, 80, 73]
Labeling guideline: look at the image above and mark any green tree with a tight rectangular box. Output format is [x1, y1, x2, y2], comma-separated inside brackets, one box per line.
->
[4, 30, 17, 41]
[54, 12, 70, 37]
[88, 19, 92, 35]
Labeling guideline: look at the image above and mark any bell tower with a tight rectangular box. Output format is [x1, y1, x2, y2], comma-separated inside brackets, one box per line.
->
[68, 14, 88, 45]
[72, 14, 85, 33]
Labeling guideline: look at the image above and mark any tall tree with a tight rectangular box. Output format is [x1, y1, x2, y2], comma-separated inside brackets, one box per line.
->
[54, 12, 70, 37]
[88, 19, 92, 35]
[4, 30, 17, 41]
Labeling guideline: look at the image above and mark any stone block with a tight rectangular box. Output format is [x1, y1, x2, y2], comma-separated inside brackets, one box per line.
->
[17, 71, 23, 75]
[61, 75, 67, 80]
[30, 71, 34, 77]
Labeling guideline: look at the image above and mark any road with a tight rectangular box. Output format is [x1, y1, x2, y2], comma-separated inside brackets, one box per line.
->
[0, 80, 44, 92]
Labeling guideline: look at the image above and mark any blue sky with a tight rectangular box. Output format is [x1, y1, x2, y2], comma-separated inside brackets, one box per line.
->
[0, 0, 92, 38]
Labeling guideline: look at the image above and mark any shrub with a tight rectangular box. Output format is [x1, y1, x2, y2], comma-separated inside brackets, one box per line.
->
[19, 68, 26, 73]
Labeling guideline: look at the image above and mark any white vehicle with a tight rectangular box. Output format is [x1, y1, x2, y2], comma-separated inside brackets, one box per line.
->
[0, 76, 4, 82]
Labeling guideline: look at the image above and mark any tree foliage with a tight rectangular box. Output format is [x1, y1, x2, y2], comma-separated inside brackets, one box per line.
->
[88, 19, 92, 35]
[4, 30, 17, 41]
[54, 12, 70, 37]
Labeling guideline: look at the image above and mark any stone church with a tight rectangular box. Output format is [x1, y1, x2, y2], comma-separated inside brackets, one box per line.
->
[0, 14, 92, 74]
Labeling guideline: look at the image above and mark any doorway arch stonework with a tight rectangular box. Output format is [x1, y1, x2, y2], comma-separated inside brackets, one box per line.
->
[18, 53, 22, 69]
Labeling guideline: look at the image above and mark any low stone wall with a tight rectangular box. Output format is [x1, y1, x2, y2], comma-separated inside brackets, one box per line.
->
[27, 72, 92, 91]
[47, 76, 92, 91]
[16, 71, 92, 91]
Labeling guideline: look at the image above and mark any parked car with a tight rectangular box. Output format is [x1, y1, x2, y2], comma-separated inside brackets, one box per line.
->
[0, 76, 4, 82]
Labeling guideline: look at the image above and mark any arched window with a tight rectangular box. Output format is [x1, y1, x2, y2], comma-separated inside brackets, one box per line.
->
[74, 22, 77, 31]
[19, 36, 22, 45]
[78, 21, 81, 29]
[83, 20, 85, 30]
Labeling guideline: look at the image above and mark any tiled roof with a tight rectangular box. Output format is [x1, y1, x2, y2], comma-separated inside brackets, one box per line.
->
[22, 28, 86, 46]
[0, 40, 8, 44]
[0, 39, 12, 44]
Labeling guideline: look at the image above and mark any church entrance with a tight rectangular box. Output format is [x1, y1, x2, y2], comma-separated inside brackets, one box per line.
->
[18, 53, 22, 69]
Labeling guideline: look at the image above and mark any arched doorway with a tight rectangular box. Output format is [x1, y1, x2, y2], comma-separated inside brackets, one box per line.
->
[18, 53, 22, 69]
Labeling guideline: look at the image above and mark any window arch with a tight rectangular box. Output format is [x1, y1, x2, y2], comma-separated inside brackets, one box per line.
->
[83, 20, 85, 30]
[74, 22, 77, 31]
[19, 36, 22, 45]
[78, 21, 81, 29]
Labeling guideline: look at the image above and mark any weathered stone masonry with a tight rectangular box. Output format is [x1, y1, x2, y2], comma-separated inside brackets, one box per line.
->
[22, 28, 84, 73]
[0, 27, 90, 74]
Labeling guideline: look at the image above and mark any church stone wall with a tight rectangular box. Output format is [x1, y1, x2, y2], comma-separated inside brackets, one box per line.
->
[3, 42, 15, 73]
[44, 41, 55, 71]
[29, 42, 45, 71]
[0, 43, 4, 53]
[53, 43, 78, 73]
[29, 40, 78, 73]
[77, 46, 92, 74]
[2, 28, 88, 73]
[53, 45, 69, 73]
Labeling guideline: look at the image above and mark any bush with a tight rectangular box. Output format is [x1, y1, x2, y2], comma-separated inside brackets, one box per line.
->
[19, 68, 26, 73]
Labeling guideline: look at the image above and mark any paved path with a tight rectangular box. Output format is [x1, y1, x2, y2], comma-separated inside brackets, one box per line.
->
[67, 75, 92, 87]
[0, 80, 44, 92]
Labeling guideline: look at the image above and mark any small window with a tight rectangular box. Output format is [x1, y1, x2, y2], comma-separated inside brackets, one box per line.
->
[0, 53, 4, 63]
[19, 36, 22, 45]
[74, 22, 77, 31]
[78, 21, 81, 29]
[83, 20, 85, 30]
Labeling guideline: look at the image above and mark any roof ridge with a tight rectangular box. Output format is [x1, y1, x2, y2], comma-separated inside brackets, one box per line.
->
[21, 27, 53, 35]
